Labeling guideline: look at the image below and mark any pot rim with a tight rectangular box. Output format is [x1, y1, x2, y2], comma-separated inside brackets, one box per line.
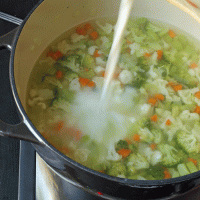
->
[9, 0, 200, 186]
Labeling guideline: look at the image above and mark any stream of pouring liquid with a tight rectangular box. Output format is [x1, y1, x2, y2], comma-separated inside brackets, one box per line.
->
[101, 0, 135, 101]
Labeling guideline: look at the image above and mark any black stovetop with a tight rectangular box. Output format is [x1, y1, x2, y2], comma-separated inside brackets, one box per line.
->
[1, 1, 200, 200]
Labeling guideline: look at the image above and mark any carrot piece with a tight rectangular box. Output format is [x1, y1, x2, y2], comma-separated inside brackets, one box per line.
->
[150, 143, 157, 150]
[113, 72, 120, 79]
[194, 105, 200, 114]
[189, 62, 198, 69]
[144, 52, 151, 58]
[157, 50, 163, 60]
[165, 119, 171, 126]
[126, 39, 132, 44]
[117, 149, 131, 158]
[186, 0, 198, 8]
[188, 158, 198, 166]
[87, 81, 95, 87]
[173, 84, 183, 92]
[101, 71, 105, 77]
[74, 130, 82, 141]
[47, 50, 63, 60]
[164, 170, 171, 179]
[76, 27, 87, 35]
[155, 94, 165, 101]
[53, 121, 64, 132]
[90, 31, 99, 40]
[195, 91, 200, 99]
[151, 114, 158, 122]
[84, 23, 93, 31]
[55, 70, 63, 79]
[148, 98, 157, 106]
[168, 82, 174, 87]
[47, 50, 54, 58]
[53, 50, 63, 60]
[168, 30, 176, 38]
[133, 134, 141, 142]
[79, 77, 90, 86]
[93, 50, 100, 57]
[99, 170, 105, 173]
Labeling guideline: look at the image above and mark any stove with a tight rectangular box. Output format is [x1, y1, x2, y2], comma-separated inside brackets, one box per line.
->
[1, 1, 200, 199]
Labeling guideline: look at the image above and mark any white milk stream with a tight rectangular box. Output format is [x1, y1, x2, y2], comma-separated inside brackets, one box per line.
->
[72, 0, 135, 155]
[101, 0, 135, 100]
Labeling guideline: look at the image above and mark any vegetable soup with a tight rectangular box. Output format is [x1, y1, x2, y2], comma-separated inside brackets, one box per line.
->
[26, 17, 200, 180]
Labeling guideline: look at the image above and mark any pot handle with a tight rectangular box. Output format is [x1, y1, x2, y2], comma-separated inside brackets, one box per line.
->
[0, 15, 40, 144]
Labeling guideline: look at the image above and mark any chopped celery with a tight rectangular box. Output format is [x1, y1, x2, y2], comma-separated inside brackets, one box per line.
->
[168, 168, 180, 178]
[186, 161, 198, 173]
[177, 163, 190, 176]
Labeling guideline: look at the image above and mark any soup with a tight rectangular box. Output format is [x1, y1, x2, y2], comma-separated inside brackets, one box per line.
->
[26, 17, 200, 180]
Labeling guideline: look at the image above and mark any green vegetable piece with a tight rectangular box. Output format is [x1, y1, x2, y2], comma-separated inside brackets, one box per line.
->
[116, 140, 129, 151]
[95, 38, 102, 46]
[127, 165, 137, 176]
[176, 130, 200, 154]
[146, 29, 159, 41]
[186, 161, 198, 173]
[172, 39, 183, 51]
[163, 33, 173, 43]
[145, 165, 164, 180]
[79, 68, 95, 79]
[107, 162, 126, 177]
[52, 98, 71, 112]
[65, 71, 78, 82]
[176, 35, 189, 47]
[136, 17, 149, 31]
[158, 144, 187, 167]
[79, 135, 90, 145]
[58, 89, 75, 103]
[177, 163, 190, 176]
[127, 153, 149, 170]
[82, 54, 95, 69]
[151, 129, 163, 144]
[169, 65, 197, 87]
[129, 143, 138, 153]
[131, 71, 148, 88]
[168, 168, 180, 178]
[57, 54, 82, 72]
[172, 105, 181, 118]
[47, 67, 57, 76]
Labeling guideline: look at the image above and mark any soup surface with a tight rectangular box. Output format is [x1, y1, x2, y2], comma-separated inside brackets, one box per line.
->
[27, 17, 200, 180]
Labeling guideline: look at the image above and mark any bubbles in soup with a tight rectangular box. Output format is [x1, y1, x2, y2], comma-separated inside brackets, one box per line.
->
[26, 17, 200, 180]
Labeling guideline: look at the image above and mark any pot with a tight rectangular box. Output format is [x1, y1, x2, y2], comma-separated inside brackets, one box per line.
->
[1, 0, 200, 199]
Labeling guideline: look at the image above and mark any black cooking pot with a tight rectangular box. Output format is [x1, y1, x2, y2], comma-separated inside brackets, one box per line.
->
[1, 0, 200, 199]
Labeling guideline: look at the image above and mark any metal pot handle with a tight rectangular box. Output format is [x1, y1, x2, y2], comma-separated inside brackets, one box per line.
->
[0, 13, 39, 144]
